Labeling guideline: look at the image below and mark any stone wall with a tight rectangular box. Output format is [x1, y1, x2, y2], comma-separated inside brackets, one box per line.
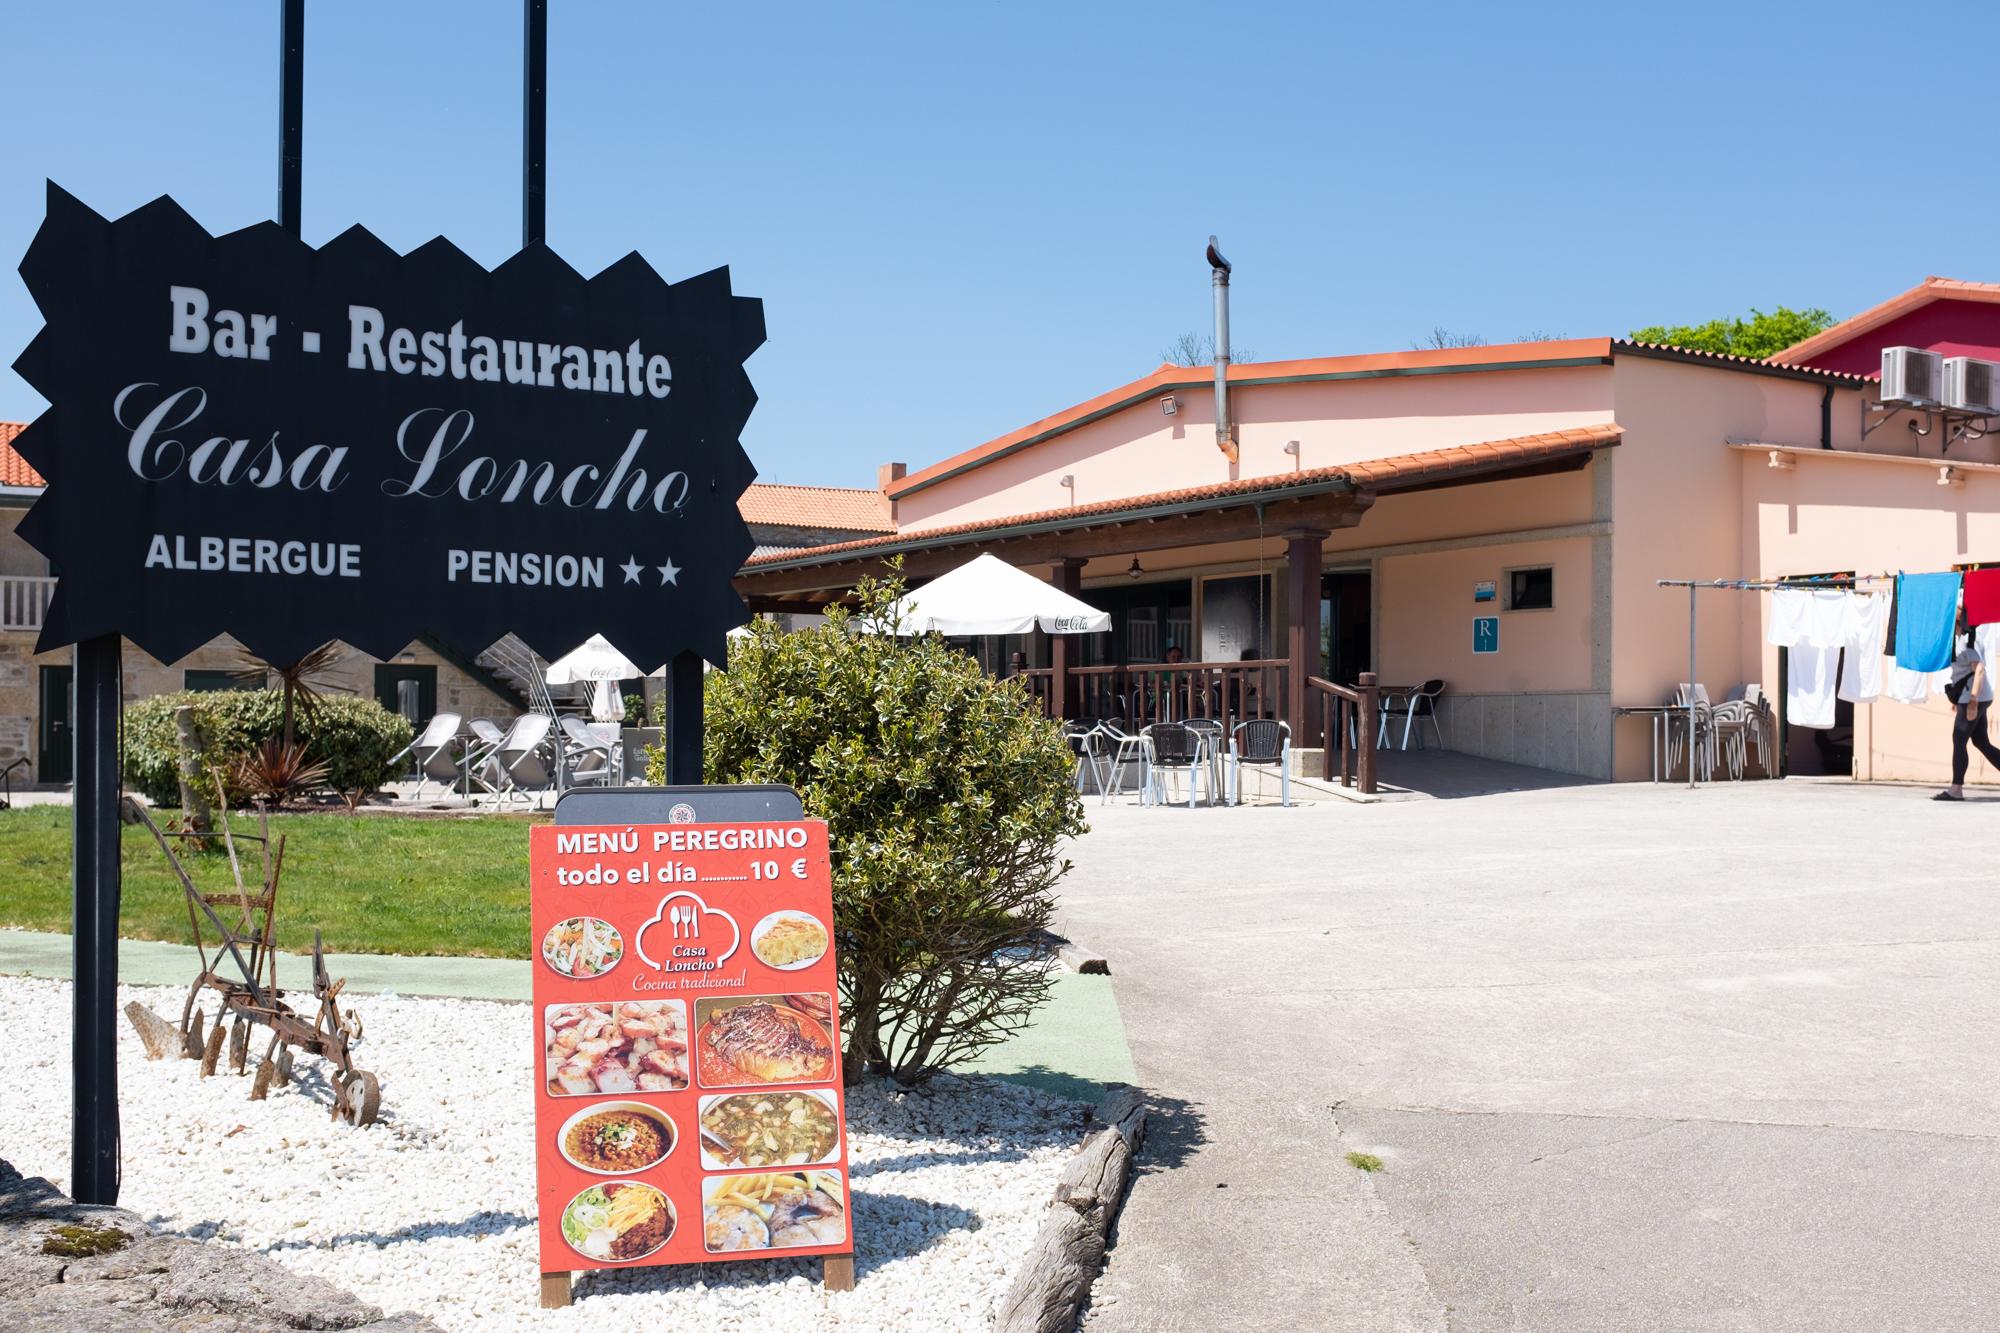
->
[1425, 690, 1613, 779]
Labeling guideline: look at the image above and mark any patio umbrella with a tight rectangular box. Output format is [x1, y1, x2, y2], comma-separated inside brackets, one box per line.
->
[878, 554, 1111, 636]
[545, 634, 646, 721]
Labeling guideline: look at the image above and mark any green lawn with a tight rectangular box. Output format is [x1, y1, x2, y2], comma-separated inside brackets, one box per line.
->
[0, 807, 538, 958]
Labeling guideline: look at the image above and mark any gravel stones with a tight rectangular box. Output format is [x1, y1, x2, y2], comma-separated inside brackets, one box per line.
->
[0, 978, 1088, 1330]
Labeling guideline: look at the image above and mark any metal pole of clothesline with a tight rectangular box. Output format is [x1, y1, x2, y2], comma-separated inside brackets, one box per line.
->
[1688, 582, 1697, 789]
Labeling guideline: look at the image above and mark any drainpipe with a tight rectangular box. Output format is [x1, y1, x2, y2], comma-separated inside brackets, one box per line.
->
[1820, 383, 1833, 449]
[1207, 236, 1238, 462]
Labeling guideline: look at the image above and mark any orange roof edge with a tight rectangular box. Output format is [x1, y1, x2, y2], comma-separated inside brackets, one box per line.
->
[1774, 277, 2000, 364]
[747, 423, 1621, 573]
[884, 338, 1615, 500]
[0, 421, 41, 489]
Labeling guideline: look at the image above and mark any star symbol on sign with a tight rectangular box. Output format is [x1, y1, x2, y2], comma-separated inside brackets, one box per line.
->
[620, 556, 643, 584]
[658, 560, 681, 587]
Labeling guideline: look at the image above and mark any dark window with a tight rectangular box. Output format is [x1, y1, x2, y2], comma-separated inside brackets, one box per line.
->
[1507, 567, 1554, 611]
[184, 670, 241, 692]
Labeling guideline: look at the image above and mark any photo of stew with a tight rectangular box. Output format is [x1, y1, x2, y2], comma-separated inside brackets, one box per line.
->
[695, 994, 837, 1088]
[558, 1101, 676, 1175]
[699, 1090, 840, 1169]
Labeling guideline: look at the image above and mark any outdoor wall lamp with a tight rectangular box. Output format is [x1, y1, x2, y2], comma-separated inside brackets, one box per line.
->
[1282, 440, 1299, 455]
[1160, 395, 1178, 416]
[1127, 557, 1144, 580]
[1059, 474, 1074, 489]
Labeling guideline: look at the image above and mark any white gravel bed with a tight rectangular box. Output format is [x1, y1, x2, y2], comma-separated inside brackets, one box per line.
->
[0, 976, 1090, 1330]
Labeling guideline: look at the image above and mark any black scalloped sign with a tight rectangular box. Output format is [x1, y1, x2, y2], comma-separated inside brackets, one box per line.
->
[11, 182, 762, 670]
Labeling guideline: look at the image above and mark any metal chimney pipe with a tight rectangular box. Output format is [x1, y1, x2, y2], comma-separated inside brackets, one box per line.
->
[1206, 236, 1237, 461]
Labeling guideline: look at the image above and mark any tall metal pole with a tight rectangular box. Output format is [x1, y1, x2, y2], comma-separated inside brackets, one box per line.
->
[279, 0, 304, 236]
[523, 0, 547, 247]
[70, 636, 121, 1203]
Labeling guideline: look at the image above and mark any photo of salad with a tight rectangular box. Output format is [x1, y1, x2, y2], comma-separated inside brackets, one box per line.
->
[542, 916, 623, 979]
[561, 1180, 674, 1262]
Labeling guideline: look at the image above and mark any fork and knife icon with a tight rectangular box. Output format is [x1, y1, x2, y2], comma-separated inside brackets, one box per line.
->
[669, 903, 702, 940]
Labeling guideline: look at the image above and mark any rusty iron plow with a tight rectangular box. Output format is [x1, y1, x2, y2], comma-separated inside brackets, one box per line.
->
[122, 799, 381, 1127]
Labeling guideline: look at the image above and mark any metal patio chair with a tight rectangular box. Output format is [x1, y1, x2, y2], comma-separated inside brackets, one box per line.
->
[1378, 679, 1446, 750]
[1229, 719, 1292, 806]
[1183, 717, 1227, 800]
[1141, 721, 1211, 808]
[479, 712, 557, 806]
[558, 715, 618, 788]
[1094, 719, 1148, 805]
[390, 712, 462, 797]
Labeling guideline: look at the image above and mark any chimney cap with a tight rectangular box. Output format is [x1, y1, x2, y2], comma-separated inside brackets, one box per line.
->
[1206, 235, 1230, 275]
[877, 461, 908, 491]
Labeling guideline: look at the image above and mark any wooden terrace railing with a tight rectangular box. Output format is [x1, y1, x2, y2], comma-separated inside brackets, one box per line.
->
[1308, 672, 1379, 795]
[1010, 659, 1290, 739]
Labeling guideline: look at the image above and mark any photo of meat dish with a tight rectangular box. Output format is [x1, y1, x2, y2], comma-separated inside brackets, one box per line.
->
[559, 1102, 675, 1175]
[699, 1090, 840, 1169]
[544, 1001, 688, 1096]
[749, 912, 829, 970]
[695, 995, 836, 1088]
[541, 916, 623, 978]
[562, 1181, 675, 1262]
[702, 1172, 847, 1253]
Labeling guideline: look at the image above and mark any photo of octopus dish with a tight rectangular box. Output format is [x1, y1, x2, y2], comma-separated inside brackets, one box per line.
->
[695, 994, 836, 1088]
[703, 1171, 847, 1253]
[544, 1000, 689, 1096]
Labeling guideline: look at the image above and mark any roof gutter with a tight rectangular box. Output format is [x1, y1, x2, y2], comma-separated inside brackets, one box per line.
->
[745, 472, 1362, 575]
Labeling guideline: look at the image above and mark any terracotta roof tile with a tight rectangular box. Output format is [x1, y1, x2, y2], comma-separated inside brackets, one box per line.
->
[743, 424, 1621, 573]
[1773, 276, 2000, 366]
[737, 482, 892, 533]
[0, 422, 40, 488]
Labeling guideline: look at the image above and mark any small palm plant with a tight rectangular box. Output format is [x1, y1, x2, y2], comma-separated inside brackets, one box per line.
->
[230, 642, 342, 806]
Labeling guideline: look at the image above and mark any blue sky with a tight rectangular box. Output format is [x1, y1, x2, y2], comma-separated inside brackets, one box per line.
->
[5, 1, 1996, 486]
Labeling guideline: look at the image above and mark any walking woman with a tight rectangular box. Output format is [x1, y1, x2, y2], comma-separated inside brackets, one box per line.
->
[1937, 612, 2000, 801]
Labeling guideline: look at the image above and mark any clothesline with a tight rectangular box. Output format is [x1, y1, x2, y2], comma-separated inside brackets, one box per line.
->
[1649, 568, 2000, 786]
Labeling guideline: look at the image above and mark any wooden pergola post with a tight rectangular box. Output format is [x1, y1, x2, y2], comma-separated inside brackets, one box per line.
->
[1285, 531, 1327, 742]
[1049, 557, 1085, 721]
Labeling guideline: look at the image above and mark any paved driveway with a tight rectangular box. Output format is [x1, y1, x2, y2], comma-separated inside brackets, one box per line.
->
[1059, 773, 2000, 1332]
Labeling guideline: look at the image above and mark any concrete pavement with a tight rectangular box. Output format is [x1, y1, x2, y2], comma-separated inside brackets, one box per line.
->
[1058, 768, 2000, 1332]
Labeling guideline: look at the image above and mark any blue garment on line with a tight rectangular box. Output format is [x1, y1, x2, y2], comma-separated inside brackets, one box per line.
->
[1893, 572, 1962, 672]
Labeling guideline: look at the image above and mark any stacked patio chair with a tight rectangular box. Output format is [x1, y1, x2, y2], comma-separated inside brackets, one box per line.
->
[1715, 685, 1774, 777]
[1141, 721, 1211, 808]
[477, 712, 558, 805]
[1378, 679, 1446, 750]
[558, 715, 618, 788]
[391, 712, 463, 797]
[464, 717, 508, 788]
[1668, 684, 1748, 781]
[1229, 719, 1292, 807]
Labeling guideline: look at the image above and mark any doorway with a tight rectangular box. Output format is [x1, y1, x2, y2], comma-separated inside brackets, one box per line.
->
[374, 664, 437, 727]
[38, 665, 72, 784]
[1320, 569, 1373, 684]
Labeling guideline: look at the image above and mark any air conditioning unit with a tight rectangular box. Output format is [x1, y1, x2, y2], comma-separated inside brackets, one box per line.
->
[1943, 356, 2000, 416]
[1881, 346, 1942, 407]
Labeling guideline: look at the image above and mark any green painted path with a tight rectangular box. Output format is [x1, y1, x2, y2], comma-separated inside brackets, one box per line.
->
[0, 928, 1136, 1101]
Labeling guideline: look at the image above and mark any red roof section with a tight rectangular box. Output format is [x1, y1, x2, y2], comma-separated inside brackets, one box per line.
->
[744, 423, 1621, 572]
[0, 422, 40, 488]
[738, 482, 893, 533]
[884, 340, 1616, 500]
[1775, 277, 2000, 368]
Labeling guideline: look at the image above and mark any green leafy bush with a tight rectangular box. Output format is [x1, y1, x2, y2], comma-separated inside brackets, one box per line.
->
[123, 690, 412, 805]
[655, 569, 1086, 1086]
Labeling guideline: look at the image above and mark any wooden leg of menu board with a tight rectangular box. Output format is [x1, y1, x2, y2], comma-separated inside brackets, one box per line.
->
[540, 1271, 573, 1308]
[822, 1253, 855, 1291]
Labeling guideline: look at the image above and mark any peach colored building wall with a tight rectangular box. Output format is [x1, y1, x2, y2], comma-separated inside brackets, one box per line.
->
[895, 363, 1615, 531]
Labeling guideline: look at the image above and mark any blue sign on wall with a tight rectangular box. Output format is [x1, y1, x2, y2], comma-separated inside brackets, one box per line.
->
[1472, 615, 1500, 654]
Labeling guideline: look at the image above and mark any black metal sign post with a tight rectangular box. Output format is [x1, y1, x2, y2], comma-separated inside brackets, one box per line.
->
[23, 0, 761, 1203]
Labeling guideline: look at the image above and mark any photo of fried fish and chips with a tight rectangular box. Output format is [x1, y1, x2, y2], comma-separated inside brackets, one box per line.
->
[702, 1171, 847, 1253]
[695, 994, 837, 1088]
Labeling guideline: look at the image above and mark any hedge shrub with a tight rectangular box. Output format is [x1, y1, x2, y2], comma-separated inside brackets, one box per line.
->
[658, 568, 1086, 1086]
[123, 690, 412, 805]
